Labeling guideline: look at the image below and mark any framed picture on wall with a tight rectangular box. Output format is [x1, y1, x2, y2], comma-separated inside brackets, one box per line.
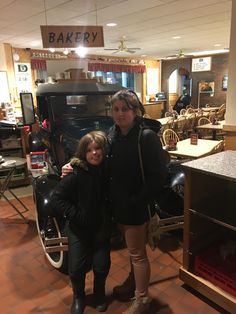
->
[222, 74, 228, 91]
[199, 81, 214, 93]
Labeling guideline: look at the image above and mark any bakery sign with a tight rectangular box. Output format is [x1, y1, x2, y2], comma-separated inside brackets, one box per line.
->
[40, 25, 104, 48]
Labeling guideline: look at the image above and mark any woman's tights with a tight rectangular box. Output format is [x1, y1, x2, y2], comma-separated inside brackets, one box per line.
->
[119, 223, 150, 298]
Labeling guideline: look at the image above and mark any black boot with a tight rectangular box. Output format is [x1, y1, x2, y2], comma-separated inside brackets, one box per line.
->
[70, 297, 85, 314]
[94, 276, 107, 312]
[70, 278, 86, 314]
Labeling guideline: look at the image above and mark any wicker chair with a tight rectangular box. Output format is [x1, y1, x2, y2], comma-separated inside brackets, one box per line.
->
[162, 128, 180, 146]
[180, 108, 187, 115]
[197, 117, 212, 139]
[174, 116, 187, 140]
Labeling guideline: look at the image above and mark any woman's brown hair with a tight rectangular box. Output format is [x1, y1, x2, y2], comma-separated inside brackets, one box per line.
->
[110, 89, 145, 116]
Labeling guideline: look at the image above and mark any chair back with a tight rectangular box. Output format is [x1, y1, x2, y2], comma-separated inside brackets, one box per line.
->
[198, 117, 211, 125]
[162, 129, 180, 146]
[186, 107, 195, 114]
[180, 108, 186, 115]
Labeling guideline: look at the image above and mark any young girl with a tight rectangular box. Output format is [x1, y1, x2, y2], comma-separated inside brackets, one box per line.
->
[51, 131, 110, 314]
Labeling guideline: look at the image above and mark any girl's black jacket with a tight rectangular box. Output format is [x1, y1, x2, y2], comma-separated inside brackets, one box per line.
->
[107, 118, 167, 225]
[50, 163, 104, 235]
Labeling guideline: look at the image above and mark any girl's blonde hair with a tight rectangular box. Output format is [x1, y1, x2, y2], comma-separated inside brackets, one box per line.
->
[75, 131, 107, 161]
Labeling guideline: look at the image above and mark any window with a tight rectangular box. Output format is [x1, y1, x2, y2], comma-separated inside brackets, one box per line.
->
[93, 71, 135, 89]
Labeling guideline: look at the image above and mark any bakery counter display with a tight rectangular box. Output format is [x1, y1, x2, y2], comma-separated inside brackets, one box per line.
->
[143, 101, 166, 119]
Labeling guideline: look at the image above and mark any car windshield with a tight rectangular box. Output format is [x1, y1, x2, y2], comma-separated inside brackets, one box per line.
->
[49, 94, 112, 122]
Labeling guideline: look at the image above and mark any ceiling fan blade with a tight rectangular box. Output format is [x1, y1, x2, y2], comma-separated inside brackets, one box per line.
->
[127, 47, 141, 50]
[126, 49, 136, 53]
[112, 50, 120, 54]
[104, 48, 119, 51]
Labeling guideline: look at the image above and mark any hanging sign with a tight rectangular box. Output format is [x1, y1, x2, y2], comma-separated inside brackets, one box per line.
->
[40, 25, 104, 48]
[192, 57, 211, 72]
[14, 63, 33, 93]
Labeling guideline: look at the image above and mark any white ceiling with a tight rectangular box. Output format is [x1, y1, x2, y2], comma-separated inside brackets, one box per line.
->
[0, 0, 232, 59]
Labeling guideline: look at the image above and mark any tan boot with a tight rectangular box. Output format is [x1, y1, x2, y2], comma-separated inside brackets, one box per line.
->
[122, 296, 151, 314]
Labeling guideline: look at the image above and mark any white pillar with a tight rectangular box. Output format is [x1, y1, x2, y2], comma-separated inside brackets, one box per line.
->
[225, 0, 236, 125]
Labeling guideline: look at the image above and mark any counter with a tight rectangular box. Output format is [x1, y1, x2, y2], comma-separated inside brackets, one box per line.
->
[143, 101, 166, 119]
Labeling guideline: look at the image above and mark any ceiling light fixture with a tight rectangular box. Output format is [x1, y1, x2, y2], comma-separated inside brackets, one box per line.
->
[76, 46, 88, 58]
[191, 49, 229, 56]
[106, 22, 117, 27]
[63, 49, 69, 55]
[214, 43, 221, 47]
[49, 48, 55, 53]
[172, 36, 181, 39]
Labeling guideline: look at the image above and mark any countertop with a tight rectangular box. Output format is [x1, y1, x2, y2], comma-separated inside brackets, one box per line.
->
[182, 150, 236, 182]
[144, 101, 166, 105]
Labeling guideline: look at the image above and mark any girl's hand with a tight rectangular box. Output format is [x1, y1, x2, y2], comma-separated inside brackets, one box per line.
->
[61, 163, 73, 178]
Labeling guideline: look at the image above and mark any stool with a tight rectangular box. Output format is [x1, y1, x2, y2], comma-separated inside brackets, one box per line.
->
[0, 157, 30, 223]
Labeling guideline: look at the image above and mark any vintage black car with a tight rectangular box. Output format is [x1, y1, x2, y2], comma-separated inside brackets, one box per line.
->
[29, 81, 184, 273]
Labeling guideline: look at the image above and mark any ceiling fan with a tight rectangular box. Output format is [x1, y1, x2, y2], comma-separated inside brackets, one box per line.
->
[104, 38, 141, 54]
[165, 49, 193, 59]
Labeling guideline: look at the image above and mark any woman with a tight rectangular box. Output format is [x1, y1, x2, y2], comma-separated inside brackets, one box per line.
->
[107, 90, 166, 314]
[61, 89, 166, 314]
[51, 131, 110, 314]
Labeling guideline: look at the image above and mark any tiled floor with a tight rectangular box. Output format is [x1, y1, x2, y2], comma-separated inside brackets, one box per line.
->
[0, 190, 230, 314]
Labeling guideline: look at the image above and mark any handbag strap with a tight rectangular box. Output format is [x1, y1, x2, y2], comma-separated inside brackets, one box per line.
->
[138, 128, 152, 220]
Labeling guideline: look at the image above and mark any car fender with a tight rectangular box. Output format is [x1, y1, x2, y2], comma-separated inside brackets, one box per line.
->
[33, 174, 61, 218]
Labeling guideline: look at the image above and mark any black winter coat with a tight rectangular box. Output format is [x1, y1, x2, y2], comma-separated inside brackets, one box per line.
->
[107, 118, 167, 225]
[50, 164, 104, 235]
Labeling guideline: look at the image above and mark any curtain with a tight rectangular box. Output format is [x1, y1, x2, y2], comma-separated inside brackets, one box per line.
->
[31, 59, 47, 71]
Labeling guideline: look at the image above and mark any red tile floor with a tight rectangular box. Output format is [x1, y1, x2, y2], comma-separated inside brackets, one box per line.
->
[0, 193, 230, 314]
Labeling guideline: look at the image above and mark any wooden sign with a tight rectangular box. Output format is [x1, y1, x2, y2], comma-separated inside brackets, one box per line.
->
[40, 25, 104, 48]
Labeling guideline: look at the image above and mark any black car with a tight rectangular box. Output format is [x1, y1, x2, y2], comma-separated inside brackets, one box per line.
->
[28, 81, 184, 273]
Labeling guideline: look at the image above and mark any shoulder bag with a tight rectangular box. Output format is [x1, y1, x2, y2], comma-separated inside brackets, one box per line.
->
[138, 129, 160, 251]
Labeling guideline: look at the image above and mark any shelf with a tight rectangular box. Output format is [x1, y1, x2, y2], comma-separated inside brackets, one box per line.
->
[180, 151, 236, 313]
[189, 208, 236, 232]
[0, 147, 22, 151]
[179, 267, 236, 313]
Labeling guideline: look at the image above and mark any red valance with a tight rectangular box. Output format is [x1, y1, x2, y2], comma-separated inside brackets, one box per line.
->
[88, 62, 146, 73]
[31, 59, 47, 70]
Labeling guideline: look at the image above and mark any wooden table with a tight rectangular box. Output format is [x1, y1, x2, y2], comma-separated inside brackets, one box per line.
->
[165, 138, 223, 159]
[197, 106, 220, 113]
[157, 117, 172, 125]
[196, 120, 225, 139]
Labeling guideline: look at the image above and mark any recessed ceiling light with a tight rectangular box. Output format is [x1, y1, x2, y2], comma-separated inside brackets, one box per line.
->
[214, 43, 221, 47]
[172, 36, 181, 39]
[106, 22, 117, 27]
[76, 46, 88, 57]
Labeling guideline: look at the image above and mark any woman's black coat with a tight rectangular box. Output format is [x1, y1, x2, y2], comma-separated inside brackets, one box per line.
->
[107, 119, 167, 225]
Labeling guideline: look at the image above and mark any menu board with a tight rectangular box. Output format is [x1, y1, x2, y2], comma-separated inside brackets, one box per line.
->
[192, 57, 211, 72]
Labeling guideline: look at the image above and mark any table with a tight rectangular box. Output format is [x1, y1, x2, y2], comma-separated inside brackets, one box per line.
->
[165, 138, 223, 159]
[0, 157, 29, 222]
[196, 106, 220, 113]
[196, 120, 225, 140]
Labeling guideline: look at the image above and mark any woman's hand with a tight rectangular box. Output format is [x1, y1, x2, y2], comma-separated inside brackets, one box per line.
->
[61, 162, 73, 178]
